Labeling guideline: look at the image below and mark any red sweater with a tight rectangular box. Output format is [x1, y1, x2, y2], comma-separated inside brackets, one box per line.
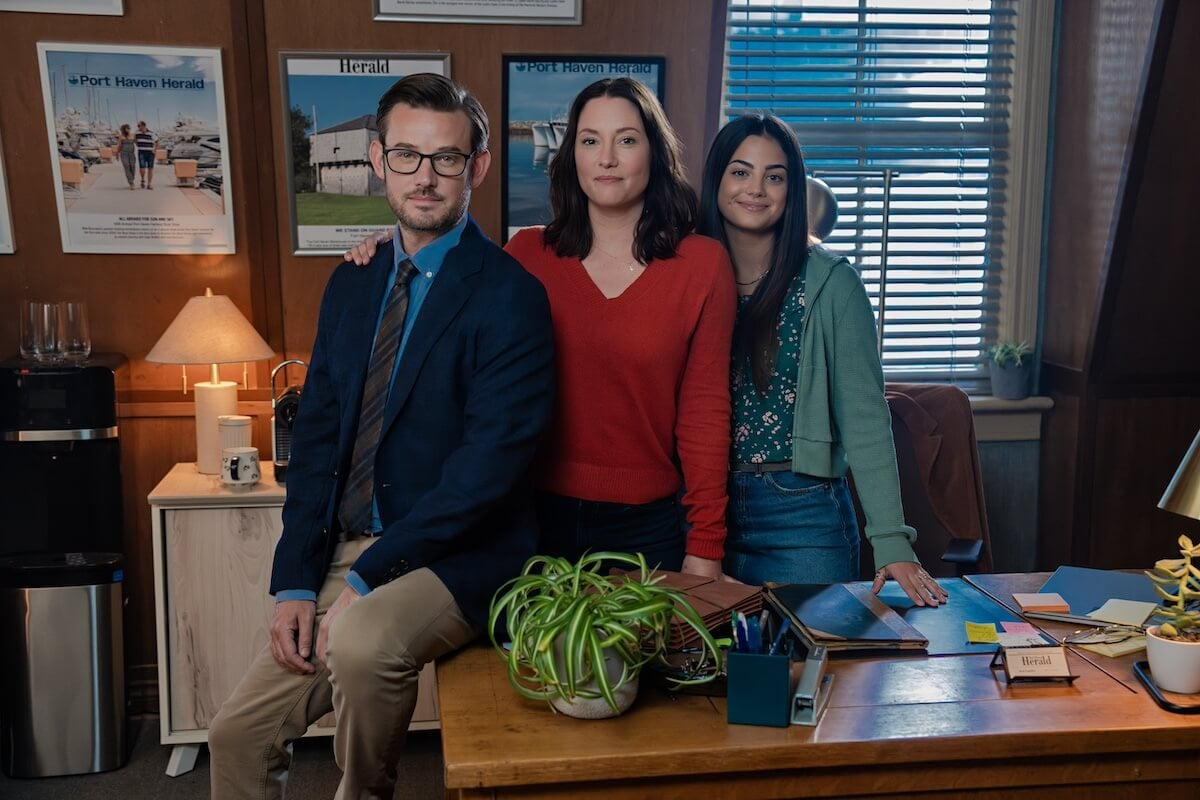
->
[505, 228, 735, 560]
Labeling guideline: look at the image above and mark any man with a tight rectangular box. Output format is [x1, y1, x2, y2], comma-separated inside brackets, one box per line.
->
[134, 121, 157, 189]
[208, 74, 555, 800]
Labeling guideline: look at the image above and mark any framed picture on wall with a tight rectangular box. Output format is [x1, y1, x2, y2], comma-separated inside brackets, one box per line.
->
[502, 55, 665, 241]
[280, 51, 450, 256]
[374, 0, 580, 25]
[0, 130, 12, 254]
[36, 42, 234, 254]
[0, 1, 122, 14]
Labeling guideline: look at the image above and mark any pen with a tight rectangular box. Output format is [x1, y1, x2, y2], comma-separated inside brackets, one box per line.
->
[730, 610, 740, 652]
[768, 618, 791, 655]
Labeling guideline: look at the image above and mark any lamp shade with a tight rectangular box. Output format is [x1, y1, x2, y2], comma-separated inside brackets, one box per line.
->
[1159, 429, 1200, 522]
[146, 289, 273, 365]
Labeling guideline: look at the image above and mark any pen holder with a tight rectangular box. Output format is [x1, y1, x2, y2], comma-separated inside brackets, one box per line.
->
[726, 651, 793, 727]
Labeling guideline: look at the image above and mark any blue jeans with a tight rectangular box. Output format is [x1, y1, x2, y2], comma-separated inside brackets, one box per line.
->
[724, 471, 860, 585]
[535, 491, 684, 572]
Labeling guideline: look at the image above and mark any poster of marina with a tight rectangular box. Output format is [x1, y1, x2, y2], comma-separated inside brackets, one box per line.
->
[281, 52, 449, 256]
[36, 42, 233, 254]
[502, 55, 664, 241]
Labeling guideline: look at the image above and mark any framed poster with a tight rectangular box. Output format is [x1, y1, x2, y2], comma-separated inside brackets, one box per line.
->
[374, 0, 580, 25]
[0, 131, 12, 254]
[281, 51, 450, 256]
[0, 1, 122, 14]
[36, 42, 234, 254]
[502, 55, 665, 241]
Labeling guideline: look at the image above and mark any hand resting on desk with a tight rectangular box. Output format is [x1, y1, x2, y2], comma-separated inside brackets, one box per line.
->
[873, 561, 948, 607]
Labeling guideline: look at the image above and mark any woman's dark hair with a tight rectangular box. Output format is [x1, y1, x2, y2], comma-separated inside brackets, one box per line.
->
[376, 72, 489, 154]
[119, 123, 130, 137]
[544, 78, 696, 263]
[699, 114, 810, 393]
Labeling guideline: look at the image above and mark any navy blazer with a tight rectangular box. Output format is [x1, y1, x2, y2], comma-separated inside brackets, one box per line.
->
[270, 218, 555, 625]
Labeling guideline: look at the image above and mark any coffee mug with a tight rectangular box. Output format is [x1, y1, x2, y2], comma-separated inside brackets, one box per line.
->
[221, 446, 261, 487]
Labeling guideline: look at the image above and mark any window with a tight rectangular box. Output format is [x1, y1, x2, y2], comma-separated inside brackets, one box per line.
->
[723, 0, 1046, 386]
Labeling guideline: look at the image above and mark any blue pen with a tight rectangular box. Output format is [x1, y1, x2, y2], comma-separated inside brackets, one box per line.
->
[747, 614, 762, 653]
[768, 618, 792, 656]
[735, 612, 750, 653]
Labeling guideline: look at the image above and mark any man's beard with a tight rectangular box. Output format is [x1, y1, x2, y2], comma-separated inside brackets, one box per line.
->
[392, 187, 470, 238]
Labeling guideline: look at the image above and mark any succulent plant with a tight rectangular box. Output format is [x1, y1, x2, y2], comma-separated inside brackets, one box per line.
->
[1146, 534, 1200, 641]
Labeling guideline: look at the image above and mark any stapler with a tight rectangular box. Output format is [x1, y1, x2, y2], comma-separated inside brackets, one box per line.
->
[791, 644, 833, 726]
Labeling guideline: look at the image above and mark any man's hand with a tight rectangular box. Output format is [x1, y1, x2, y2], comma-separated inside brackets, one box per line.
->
[871, 561, 949, 607]
[270, 600, 317, 674]
[316, 585, 362, 668]
[343, 229, 393, 266]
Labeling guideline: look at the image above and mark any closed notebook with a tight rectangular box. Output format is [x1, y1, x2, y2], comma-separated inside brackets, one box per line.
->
[1011, 592, 1070, 614]
[764, 582, 928, 652]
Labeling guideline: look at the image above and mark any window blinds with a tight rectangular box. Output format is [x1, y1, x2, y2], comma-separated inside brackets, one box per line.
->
[724, 0, 1014, 382]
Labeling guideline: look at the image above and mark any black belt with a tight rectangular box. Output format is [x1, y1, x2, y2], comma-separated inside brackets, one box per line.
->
[730, 460, 793, 474]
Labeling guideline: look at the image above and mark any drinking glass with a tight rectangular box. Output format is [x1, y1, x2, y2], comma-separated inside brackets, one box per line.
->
[18, 300, 61, 362]
[60, 300, 92, 361]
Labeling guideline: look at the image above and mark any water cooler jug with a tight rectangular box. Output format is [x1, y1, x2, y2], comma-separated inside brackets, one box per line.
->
[0, 354, 126, 556]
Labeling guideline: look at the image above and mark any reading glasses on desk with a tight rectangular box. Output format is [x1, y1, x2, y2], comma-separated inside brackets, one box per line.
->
[1063, 624, 1145, 645]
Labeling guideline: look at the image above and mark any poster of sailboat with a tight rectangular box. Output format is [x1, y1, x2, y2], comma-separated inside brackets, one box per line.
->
[36, 42, 233, 254]
[502, 55, 664, 241]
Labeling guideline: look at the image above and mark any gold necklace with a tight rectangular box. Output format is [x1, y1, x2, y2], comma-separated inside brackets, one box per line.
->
[734, 268, 769, 286]
[591, 241, 640, 272]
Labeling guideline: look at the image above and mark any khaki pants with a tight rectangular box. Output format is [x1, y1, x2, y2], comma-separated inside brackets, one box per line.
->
[208, 537, 478, 800]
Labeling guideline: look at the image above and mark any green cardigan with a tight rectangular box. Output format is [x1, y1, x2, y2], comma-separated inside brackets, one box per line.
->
[791, 245, 918, 570]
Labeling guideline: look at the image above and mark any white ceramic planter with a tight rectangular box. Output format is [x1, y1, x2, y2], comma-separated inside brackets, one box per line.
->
[1146, 625, 1200, 694]
[549, 640, 640, 719]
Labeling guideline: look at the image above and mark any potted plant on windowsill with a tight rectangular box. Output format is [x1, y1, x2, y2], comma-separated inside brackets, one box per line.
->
[1144, 534, 1200, 693]
[987, 340, 1034, 400]
[487, 551, 722, 719]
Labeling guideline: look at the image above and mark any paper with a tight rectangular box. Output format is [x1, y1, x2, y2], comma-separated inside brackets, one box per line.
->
[1086, 599, 1156, 626]
[998, 632, 1050, 648]
[965, 622, 999, 643]
[1000, 621, 1039, 635]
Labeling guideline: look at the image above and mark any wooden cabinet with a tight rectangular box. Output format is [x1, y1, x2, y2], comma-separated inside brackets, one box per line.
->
[149, 463, 438, 776]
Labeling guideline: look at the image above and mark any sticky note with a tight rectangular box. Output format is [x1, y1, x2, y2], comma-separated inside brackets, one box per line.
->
[1000, 621, 1038, 635]
[965, 622, 999, 643]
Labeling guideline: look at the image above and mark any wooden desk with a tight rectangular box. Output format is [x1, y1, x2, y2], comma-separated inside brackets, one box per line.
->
[437, 574, 1200, 799]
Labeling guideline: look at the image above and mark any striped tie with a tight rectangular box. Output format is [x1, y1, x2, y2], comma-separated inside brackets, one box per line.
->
[338, 259, 420, 536]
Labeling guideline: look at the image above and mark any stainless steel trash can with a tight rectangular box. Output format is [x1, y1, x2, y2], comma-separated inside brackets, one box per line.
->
[0, 552, 126, 778]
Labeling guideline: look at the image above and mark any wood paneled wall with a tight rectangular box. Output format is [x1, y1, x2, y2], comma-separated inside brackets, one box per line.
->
[0, 1, 726, 697]
[1039, 0, 1200, 571]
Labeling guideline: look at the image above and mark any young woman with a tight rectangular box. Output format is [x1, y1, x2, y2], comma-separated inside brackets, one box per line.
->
[347, 78, 734, 579]
[116, 124, 138, 190]
[699, 114, 946, 606]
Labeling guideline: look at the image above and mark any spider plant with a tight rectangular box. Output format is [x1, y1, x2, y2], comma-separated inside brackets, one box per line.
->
[487, 551, 722, 715]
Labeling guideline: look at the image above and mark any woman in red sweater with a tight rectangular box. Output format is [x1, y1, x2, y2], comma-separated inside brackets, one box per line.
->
[347, 78, 734, 579]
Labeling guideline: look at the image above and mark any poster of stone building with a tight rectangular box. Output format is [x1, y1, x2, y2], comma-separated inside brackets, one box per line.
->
[37, 42, 234, 254]
[281, 52, 449, 255]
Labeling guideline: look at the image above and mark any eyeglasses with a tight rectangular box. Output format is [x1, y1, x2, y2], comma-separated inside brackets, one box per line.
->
[381, 147, 473, 177]
[1064, 624, 1144, 645]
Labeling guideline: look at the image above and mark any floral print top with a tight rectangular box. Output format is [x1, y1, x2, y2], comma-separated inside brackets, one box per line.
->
[731, 273, 806, 464]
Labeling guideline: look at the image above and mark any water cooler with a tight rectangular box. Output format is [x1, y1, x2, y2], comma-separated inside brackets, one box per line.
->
[0, 353, 126, 557]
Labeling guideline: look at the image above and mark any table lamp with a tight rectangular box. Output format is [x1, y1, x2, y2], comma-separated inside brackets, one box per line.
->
[146, 288, 274, 474]
[1160, 429, 1200, 521]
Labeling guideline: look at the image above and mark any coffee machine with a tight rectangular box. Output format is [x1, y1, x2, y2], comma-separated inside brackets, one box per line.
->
[0, 354, 126, 556]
